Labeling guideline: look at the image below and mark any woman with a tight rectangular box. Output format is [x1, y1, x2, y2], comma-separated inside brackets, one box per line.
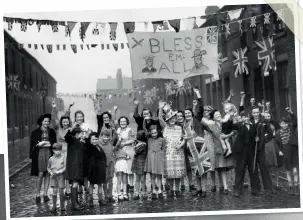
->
[116, 116, 135, 192]
[202, 109, 235, 194]
[30, 113, 57, 203]
[159, 108, 186, 197]
[74, 110, 92, 194]
[51, 101, 74, 197]
[263, 111, 282, 190]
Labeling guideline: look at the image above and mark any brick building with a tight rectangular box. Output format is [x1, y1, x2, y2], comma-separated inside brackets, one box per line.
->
[199, 4, 297, 118]
[4, 30, 57, 168]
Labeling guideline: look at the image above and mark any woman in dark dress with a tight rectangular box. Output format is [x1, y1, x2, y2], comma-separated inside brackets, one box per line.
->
[64, 124, 85, 210]
[87, 132, 107, 206]
[30, 113, 57, 203]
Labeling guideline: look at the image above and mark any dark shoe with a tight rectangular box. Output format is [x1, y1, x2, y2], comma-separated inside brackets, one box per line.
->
[123, 195, 129, 201]
[108, 196, 115, 203]
[133, 195, 140, 200]
[142, 194, 148, 200]
[222, 189, 228, 195]
[219, 186, 224, 193]
[189, 185, 196, 191]
[152, 193, 157, 200]
[155, 185, 159, 191]
[158, 193, 164, 199]
[175, 190, 182, 197]
[201, 191, 207, 198]
[35, 196, 41, 204]
[60, 194, 66, 211]
[64, 192, 70, 199]
[180, 185, 185, 191]
[194, 190, 202, 197]
[44, 195, 50, 202]
[243, 182, 249, 188]
[71, 188, 84, 210]
[211, 186, 217, 192]
[233, 192, 240, 197]
[98, 199, 107, 205]
[251, 191, 263, 196]
[129, 185, 134, 193]
[274, 185, 282, 191]
[118, 194, 124, 201]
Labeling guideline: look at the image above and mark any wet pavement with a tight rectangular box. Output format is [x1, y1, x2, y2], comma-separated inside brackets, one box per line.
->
[9, 165, 300, 218]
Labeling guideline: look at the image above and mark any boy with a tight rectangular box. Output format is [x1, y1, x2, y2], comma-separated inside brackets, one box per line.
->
[275, 109, 299, 196]
[47, 143, 66, 212]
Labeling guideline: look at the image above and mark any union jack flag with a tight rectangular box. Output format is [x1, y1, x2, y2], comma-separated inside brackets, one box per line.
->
[255, 37, 276, 76]
[232, 47, 249, 77]
[6, 74, 21, 92]
[206, 27, 218, 44]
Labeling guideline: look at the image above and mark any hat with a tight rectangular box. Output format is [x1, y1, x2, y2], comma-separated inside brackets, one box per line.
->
[37, 113, 52, 126]
[203, 105, 213, 112]
[192, 49, 207, 58]
[143, 55, 155, 61]
[165, 109, 177, 122]
[52, 143, 62, 150]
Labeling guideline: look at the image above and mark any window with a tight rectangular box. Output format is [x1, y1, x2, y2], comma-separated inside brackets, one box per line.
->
[22, 58, 26, 85]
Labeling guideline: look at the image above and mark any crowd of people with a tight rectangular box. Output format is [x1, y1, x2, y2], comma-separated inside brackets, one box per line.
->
[29, 88, 299, 213]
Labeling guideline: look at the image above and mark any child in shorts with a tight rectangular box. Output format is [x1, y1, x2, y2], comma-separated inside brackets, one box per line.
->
[47, 143, 66, 212]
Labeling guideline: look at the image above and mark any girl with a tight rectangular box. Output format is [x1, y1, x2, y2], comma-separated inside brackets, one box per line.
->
[159, 108, 186, 198]
[30, 113, 57, 203]
[275, 113, 299, 196]
[64, 124, 85, 210]
[132, 131, 148, 200]
[74, 110, 92, 194]
[263, 111, 282, 190]
[220, 103, 235, 158]
[116, 116, 135, 193]
[114, 128, 131, 201]
[51, 101, 74, 198]
[145, 126, 165, 199]
[87, 132, 107, 206]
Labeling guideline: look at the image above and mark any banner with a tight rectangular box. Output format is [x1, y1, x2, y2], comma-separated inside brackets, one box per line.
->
[127, 27, 218, 81]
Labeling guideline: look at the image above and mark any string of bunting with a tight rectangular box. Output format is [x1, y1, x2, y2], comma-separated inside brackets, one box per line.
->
[4, 42, 130, 53]
[3, 8, 286, 42]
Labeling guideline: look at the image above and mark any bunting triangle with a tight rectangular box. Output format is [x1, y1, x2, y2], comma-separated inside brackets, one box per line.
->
[168, 19, 181, 32]
[80, 22, 91, 42]
[112, 43, 118, 51]
[66, 21, 77, 37]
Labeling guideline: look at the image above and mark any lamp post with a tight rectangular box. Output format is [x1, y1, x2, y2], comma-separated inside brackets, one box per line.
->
[39, 85, 48, 113]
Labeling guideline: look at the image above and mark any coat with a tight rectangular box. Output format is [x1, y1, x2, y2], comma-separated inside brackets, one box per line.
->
[288, 113, 298, 146]
[251, 118, 273, 151]
[30, 127, 57, 176]
[64, 130, 85, 182]
[232, 122, 256, 153]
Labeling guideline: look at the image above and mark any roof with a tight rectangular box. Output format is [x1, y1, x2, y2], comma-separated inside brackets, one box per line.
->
[4, 30, 57, 83]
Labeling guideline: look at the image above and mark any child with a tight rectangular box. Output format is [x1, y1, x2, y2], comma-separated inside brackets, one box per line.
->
[64, 125, 85, 210]
[275, 114, 299, 196]
[145, 126, 165, 200]
[114, 134, 130, 201]
[131, 131, 148, 200]
[220, 102, 235, 157]
[47, 143, 66, 212]
[87, 132, 107, 206]
[99, 129, 115, 203]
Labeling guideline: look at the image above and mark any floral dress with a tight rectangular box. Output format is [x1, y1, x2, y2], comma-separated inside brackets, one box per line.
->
[116, 127, 135, 174]
[163, 125, 186, 179]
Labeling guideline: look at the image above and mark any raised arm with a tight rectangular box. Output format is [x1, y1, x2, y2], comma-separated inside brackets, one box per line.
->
[51, 100, 59, 130]
[287, 108, 297, 129]
[239, 92, 245, 113]
[64, 102, 75, 118]
[133, 99, 140, 119]
[223, 89, 235, 104]
[158, 102, 167, 128]
[193, 88, 204, 122]
[93, 97, 103, 116]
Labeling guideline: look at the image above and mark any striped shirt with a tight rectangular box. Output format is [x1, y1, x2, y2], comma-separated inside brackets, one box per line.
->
[280, 128, 290, 145]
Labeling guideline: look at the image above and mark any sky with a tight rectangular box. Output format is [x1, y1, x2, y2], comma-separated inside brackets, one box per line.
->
[3, 7, 221, 93]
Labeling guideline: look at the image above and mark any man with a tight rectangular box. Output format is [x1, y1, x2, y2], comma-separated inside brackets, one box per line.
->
[232, 111, 260, 197]
[142, 55, 157, 73]
[251, 106, 276, 194]
[187, 49, 210, 78]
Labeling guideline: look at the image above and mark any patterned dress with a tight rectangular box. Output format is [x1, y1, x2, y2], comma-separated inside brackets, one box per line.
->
[117, 127, 135, 174]
[163, 125, 186, 179]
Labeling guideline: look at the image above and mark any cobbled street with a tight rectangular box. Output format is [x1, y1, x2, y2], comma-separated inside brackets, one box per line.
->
[9, 165, 300, 218]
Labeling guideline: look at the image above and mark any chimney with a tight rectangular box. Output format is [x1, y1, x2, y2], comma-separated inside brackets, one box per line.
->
[116, 68, 123, 89]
